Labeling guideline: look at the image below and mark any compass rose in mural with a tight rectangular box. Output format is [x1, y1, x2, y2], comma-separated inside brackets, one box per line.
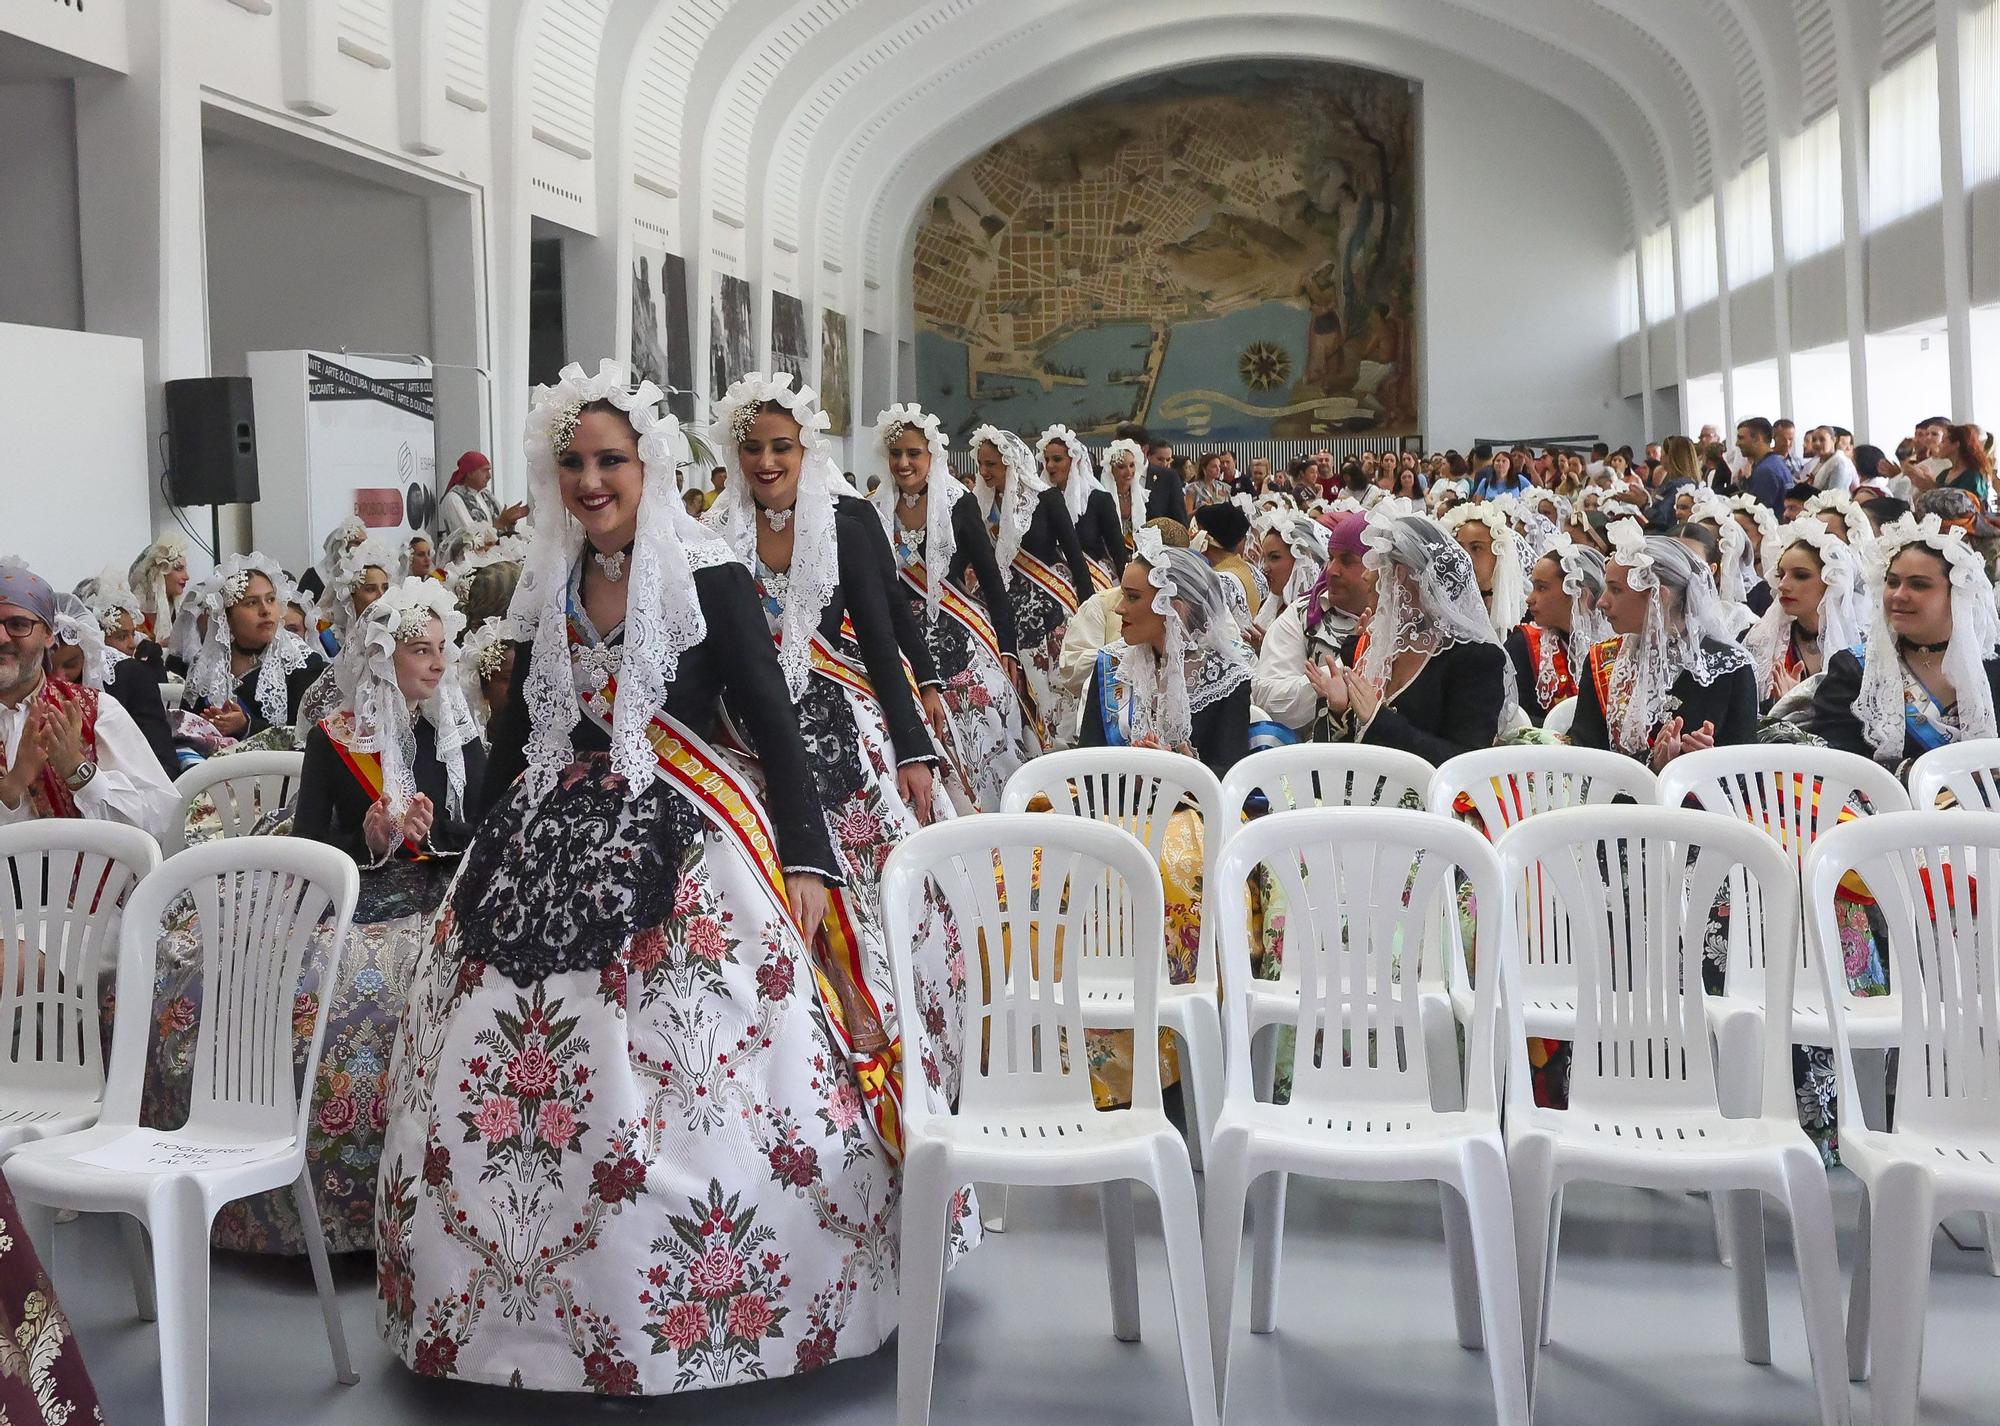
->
[1238, 340, 1291, 393]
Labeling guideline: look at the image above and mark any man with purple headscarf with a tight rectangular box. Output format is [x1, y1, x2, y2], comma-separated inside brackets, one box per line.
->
[1251, 512, 1377, 732]
[0, 557, 177, 837]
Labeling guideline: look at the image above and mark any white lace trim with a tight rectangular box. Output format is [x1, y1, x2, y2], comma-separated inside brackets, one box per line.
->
[704, 371, 839, 700]
[1745, 519, 1863, 700]
[512, 358, 715, 804]
[182, 552, 313, 728]
[329, 577, 478, 819]
[1037, 423, 1105, 526]
[1356, 505, 1500, 693]
[1440, 501, 1528, 638]
[1604, 533, 1751, 754]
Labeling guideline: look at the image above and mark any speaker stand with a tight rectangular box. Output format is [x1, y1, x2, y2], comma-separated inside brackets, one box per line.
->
[210, 506, 223, 565]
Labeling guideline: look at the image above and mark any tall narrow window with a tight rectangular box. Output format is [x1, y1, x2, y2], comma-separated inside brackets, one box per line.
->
[1967, 1, 2000, 185]
[1616, 249, 1640, 337]
[1781, 108, 1844, 260]
[1641, 224, 1676, 321]
[1724, 156, 1774, 285]
[1868, 44, 1943, 228]
[1679, 196, 1718, 306]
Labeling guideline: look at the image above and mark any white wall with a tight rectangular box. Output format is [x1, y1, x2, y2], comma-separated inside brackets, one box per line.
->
[0, 81, 83, 331]
[0, 323, 153, 589]
[202, 134, 435, 378]
[1417, 73, 1633, 447]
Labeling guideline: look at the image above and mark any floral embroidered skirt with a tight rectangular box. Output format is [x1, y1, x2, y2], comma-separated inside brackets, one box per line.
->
[1087, 806, 1205, 1107]
[143, 860, 447, 1254]
[0, 1177, 103, 1424]
[375, 756, 975, 1396]
[905, 595, 1035, 812]
[1010, 579, 1081, 752]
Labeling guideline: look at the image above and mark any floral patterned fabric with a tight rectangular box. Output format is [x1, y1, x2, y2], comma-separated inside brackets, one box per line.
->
[1010, 578, 1082, 752]
[0, 1177, 103, 1424]
[144, 859, 451, 1254]
[376, 753, 977, 1395]
[1085, 806, 1205, 1107]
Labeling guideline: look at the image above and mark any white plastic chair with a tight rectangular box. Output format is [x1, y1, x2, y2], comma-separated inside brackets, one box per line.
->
[0, 822, 162, 1317]
[1902, 740, 2000, 1273]
[159, 678, 186, 711]
[884, 816, 1216, 1426]
[1216, 744, 1477, 1344]
[168, 750, 305, 855]
[1659, 746, 1910, 1283]
[1805, 813, 2000, 1424]
[1908, 738, 2000, 811]
[1498, 807, 1851, 1424]
[1542, 695, 1578, 738]
[3, 837, 361, 1426]
[1002, 748, 1226, 1170]
[1203, 809, 1528, 1423]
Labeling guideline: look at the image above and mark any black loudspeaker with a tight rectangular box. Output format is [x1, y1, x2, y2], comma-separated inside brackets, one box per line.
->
[165, 377, 261, 506]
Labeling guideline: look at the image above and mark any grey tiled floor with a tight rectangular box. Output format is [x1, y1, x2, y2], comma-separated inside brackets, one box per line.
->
[48, 1172, 2000, 1424]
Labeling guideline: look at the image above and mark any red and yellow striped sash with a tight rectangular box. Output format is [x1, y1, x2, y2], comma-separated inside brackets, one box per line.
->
[323, 727, 425, 857]
[1012, 548, 1083, 616]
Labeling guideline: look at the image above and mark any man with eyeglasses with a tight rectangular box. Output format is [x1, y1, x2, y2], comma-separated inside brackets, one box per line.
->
[0, 558, 177, 837]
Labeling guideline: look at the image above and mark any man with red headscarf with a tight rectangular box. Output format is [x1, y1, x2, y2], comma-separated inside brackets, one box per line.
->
[437, 451, 527, 540]
[0, 559, 177, 837]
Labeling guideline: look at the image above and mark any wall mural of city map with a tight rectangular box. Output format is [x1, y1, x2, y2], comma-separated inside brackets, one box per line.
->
[913, 60, 1418, 444]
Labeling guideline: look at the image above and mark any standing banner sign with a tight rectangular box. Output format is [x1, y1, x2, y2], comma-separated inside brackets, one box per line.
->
[249, 350, 436, 577]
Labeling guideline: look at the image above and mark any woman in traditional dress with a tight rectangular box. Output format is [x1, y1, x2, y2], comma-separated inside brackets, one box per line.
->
[1101, 438, 1147, 558]
[1727, 493, 1781, 615]
[1305, 506, 1509, 761]
[1517, 535, 1610, 725]
[457, 614, 520, 738]
[174, 554, 325, 744]
[1080, 529, 1252, 776]
[1441, 501, 1531, 676]
[127, 533, 189, 654]
[295, 536, 398, 734]
[869, 403, 1031, 810]
[1248, 509, 1328, 651]
[973, 426, 1094, 749]
[1040, 424, 1122, 588]
[378, 360, 973, 1395]
[1808, 512, 2000, 776]
[1569, 522, 1758, 764]
[1744, 519, 1862, 710]
[150, 578, 483, 1253]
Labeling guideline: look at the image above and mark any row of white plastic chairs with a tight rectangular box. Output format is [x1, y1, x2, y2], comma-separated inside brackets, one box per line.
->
[0, 822, 359, 1426]
[878, 740, 2000, 1426]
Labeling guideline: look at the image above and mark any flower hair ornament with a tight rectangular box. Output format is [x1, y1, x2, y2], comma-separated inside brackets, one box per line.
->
[178, 552, 314, 728]
[312, 516, 370, 593]
[126, 534, 188, 630]
[868, 403, 957, 623]
[512, 358, 729, 804]
[1539, 534, 1612, 710]
[50, 593, 116, 690]
[1849, 512, 2000, 758]
[1602, 530, 1750, 755]
[1112, 526, 1249, 749]
[967, 426, 1049, 583]
[703, 371, 840, 700]
[459, 614, 522, 723]
[1440, 501, 1528, 637]
[330, 577, 478, 823]
[1102, 438, 1145, 480]
[85, 579, 145, 642]
[1037, 424, 1105, 526]
[1745, 518, 1863, 700]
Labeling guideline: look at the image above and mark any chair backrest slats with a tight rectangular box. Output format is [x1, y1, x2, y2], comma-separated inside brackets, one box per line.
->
[884, 818, 1164, 1131]
[0, 825, 158, 1100]
[1220, 745, 1434, 819]
[169, 752, 306, 855]
[1910, 741, 2000, 812]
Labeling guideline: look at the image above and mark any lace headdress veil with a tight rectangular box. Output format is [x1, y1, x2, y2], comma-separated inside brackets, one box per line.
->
[1744, 518, 1863, 700]
[968, 427, 1048, 582]
[868, 403, 957, 622]
[1113, 527, 1251, 749]
[1439, 502, 1528, 637]
[178, 553, 315, 729]
[703, 372, 840, 700]
[512, 358, 724, 803]
[1038, 424, 1105, 526]
[336, 577, 479, 819]
[1356, 509, 1506, 713]
[1539, 534, 1612, 709]
[1850, 513, 2000, 757]
[1602, 522, 1751, 754]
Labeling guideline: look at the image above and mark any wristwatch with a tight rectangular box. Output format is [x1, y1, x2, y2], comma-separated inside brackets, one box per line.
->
[64, 760, 98, 792]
